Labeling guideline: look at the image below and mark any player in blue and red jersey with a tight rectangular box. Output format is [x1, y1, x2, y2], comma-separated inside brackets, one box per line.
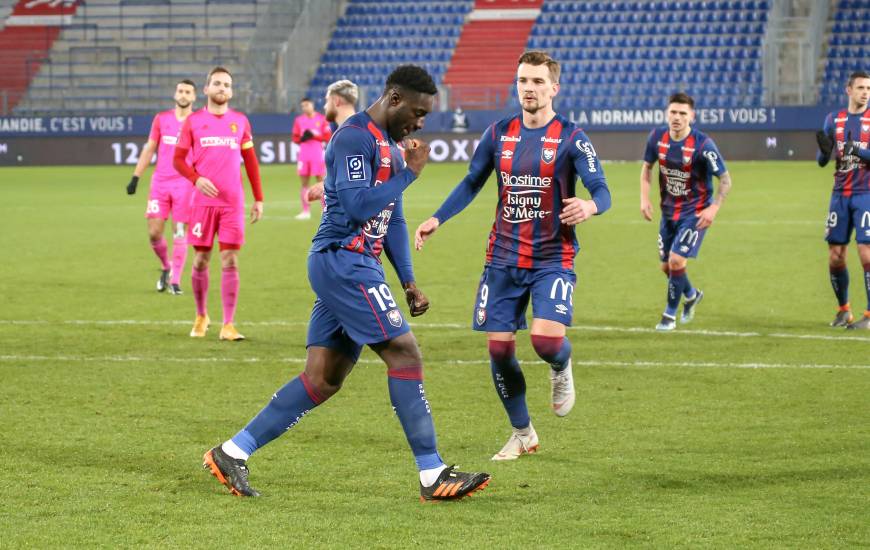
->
[203, 66, 491, 501]
[816, 70, 870, 330]
[415, 51, 611, 461]
[640, 92, 732, 332]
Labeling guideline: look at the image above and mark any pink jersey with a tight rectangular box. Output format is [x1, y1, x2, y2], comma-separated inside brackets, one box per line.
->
[149, 109, 191, 184]
[177, 107, 254, 209]
[292, 112, 331, 163]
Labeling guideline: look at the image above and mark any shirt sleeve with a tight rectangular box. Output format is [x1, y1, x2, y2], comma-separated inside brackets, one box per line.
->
[291, 117, 302, 144]
[432, 125, 496, 224]
[818, 113, 834, 166]
[241, 116, 254, 150]
[700, 138, 727, 177]
[319, 119, 332, 143]
[569, 129, 611, 214]
[331, 125, 377, 190]
[383, 196, 415, 285]
[177, 117, 193, 150]
[148, 115, 161, 142]
[642, 129, 658, 164]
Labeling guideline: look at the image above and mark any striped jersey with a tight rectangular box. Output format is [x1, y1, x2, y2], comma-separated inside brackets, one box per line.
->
[433, 113, 610, 269]
[821, 109, 870, 196]
[643, 126, 727, 221]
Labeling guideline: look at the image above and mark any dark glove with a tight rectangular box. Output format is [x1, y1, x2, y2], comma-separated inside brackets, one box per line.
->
[404, 284, 430, 317]
[843, 140, 860, 157]
[300, 129, 314, 142]
[815, 130, 834, 157]
[126, 175, 139, 195]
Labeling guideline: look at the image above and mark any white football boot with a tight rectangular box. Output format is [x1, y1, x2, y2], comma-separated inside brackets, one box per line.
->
[550, 359, 576, 417]
[491, 423, 539, 461]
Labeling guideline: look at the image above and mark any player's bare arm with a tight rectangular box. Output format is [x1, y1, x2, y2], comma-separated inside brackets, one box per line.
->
[127, 139, 157, 194]
[696, 171, 732, 229]
[559, 197, 598, 225]
[640, 161, 654, 221]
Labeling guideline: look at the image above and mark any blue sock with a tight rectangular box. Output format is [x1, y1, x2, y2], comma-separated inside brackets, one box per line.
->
[232, 373, 324, 456]
[387, 366, 442, 471]
[530, 334, 571, 371]
[863, 263, 870, 312]
[683, 274, 696, 299]
[830, 265, 849, 307]
[489, 340, 530, 429]
[666, 268, 688, 317]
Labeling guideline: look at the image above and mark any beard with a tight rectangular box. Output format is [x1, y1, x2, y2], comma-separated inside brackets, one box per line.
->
[521, 97, 541, 114]
[210, 93, 228, 106]
[175, 99, 191, 108]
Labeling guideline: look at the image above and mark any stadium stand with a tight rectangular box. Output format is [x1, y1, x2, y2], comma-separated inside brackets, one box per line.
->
[527, 0, 768, 109]
[443, 0, 543, 108]
[308, 0, 474, 107]
[820, 0, 870, 105]
[10, 0, 259, 114]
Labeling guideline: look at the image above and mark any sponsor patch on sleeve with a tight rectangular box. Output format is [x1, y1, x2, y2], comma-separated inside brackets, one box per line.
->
[346, 154, 366, 181]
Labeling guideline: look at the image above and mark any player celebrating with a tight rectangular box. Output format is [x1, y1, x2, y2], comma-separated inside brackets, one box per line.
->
[203, 65, 491, 501]
[816, 70, 870, 330]
[307, 79, 359, 203]
[172, 67, 264, 341]
[640, 92, 732, 331]
[415, 51, 611, 461]
[126, 79, 196, 294]
[292, 97, 332, 219]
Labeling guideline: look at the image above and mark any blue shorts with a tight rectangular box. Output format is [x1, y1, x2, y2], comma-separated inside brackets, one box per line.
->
[826, 193, 870, 245]
[306, 248, 410, 358]
[659, 216, 707, 261]
[472, 265, 576, 332]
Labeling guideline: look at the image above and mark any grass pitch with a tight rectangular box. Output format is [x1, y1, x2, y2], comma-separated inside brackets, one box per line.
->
[1, 161, 868, 548]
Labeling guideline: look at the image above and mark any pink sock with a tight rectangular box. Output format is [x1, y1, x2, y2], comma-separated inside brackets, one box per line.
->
[300, 186, 310, 214]
[191, 267, 209, 316]
[170, 236, 188, 285]
[150, 237, 170, 270]
[221, 266, 240, 325]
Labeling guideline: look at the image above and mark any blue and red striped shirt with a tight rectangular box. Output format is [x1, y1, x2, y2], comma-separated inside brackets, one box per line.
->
[643, 126, 727, 221]
[819, 109, 870, 196]
[433, 113, 610, 269]
[311, 111, 415, 284]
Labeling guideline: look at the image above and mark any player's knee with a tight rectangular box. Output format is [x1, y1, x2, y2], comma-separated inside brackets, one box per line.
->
[668, 257, 686, 271]
[389, 333, 423, 365]
[488, 339, 516, 367]
[530, 334, 565, 363]
[829, 247, 847, 266]
[660, 263, 670, 276]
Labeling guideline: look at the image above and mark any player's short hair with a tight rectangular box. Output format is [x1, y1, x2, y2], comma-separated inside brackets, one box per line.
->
[668, 92, 695, 109]
[517, 51, 561, 84]
[207, 66, 232, 85]
[177, 78, 196, 89]
[327, 79, 359, 106]
[299, 97, 313, 104]
[847, 70, 870, 87]
[384, 65, 438, 96]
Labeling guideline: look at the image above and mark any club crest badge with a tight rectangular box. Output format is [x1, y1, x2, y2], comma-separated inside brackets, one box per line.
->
[387, 309, 403, 328]
[542, 148, 555, 164]
[476, 307, 486, 325]
[230, 123, 238, 133]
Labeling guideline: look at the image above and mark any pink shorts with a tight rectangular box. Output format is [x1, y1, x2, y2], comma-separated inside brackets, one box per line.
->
[145, 180, 193, 223]
[297, 158, 326, 177]
[187, 205, 245, 249]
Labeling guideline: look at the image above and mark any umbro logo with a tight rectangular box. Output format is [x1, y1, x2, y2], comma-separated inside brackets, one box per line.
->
[555, 304, 568, 315]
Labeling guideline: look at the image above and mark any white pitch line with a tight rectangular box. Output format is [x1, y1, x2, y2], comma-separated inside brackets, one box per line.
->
[0, 354, 867, 370]
[1, 320, 867, 343]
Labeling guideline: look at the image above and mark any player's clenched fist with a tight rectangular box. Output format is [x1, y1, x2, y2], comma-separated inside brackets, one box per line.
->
[403, 138, 430, 176]
[403, 282, 430, 317]
[414, 216, 440, 250]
